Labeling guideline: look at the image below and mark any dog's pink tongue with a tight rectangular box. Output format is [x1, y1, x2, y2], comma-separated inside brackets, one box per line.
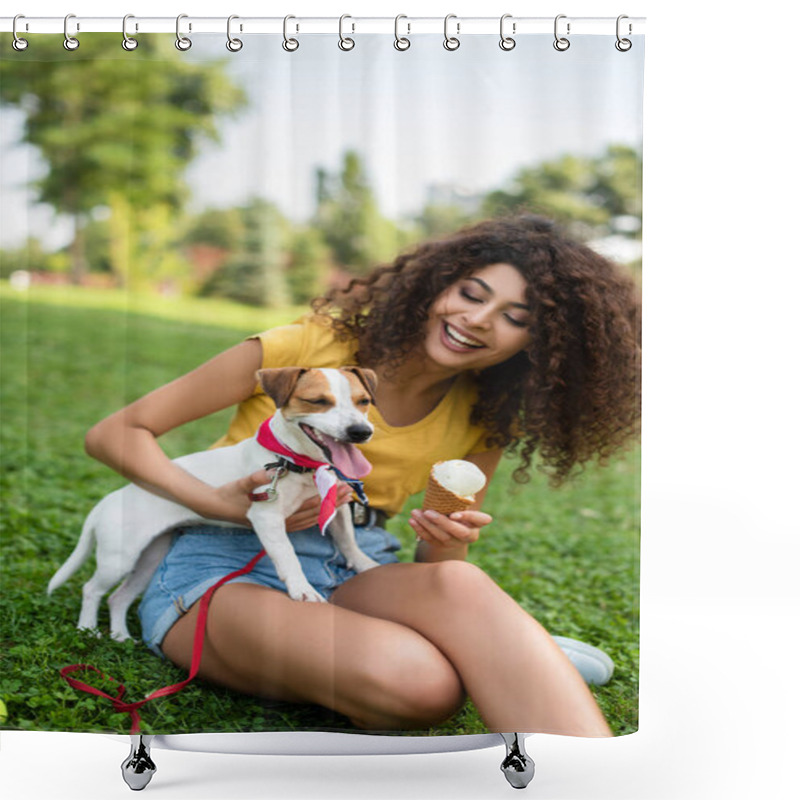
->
[326, 439, 372, 478]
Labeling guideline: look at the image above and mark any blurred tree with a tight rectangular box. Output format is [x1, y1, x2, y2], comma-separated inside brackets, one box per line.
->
[197, 199, 293, 307]
[482, 154, 607, 233]
[0, 238, 58, 278]
[184, 207, 246, 251]
[482, 145, 642, 239]
[198, 252, 269, 307]
[83, 215, 113, 276]
[0, 34, 246, 283]
[314, 151, 400, 273]
[285, 226, 332, 304]
[414, 203, 475, 239]
[589, 144, 643, 226]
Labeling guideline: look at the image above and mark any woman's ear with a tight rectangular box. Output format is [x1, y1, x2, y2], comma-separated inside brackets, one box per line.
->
[256, 368, 308, 408]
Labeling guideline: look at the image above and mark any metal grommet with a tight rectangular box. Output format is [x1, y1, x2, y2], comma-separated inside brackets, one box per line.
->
[175, 13, 192, 51]
[443, 14, 460, 51]
[499, 13, 516, 51]
[338, 14, 355, 51]
[12, 15, 29, 51]
[122, 14, 138, 51]
[394, 14, 410, 51]
[553, 14, 570, 52]
[282, 15, 299, 51]
[226, 15, 243, 52]
[63, 13, 79, 51]
[615, 15, 632, 51]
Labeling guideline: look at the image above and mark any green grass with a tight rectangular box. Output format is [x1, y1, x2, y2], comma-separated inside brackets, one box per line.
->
[0, 283, 639, 737]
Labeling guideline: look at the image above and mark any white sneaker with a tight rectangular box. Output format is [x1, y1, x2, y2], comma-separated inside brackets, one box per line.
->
[551, 636, 615, 685]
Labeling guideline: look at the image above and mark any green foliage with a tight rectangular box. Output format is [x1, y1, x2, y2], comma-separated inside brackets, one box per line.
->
[0, 238, 68, 278]
[414, 203, 476, 240]
[314, 151, 402, 273]
[199, 252, 272, 307]
[482, 145, 642, 239]
[185, 207, 247, 251]
[285, 226, 333, 304]
[0, 290, 638, 737]
[0, 35, 247, 280]
[195, 199, 296, 307]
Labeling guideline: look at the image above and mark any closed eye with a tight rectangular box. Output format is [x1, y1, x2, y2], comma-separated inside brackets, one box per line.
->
[504, 314, 529, 328]
[459, 288, 483, 303]
[301, 397, 333, 407]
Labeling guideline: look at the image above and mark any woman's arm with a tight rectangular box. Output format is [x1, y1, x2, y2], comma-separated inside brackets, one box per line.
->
[85, 339, 267, 526]
[411, 448, 502, 563]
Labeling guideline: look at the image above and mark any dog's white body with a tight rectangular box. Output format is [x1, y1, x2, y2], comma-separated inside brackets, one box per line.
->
[48, 367, 380, 641]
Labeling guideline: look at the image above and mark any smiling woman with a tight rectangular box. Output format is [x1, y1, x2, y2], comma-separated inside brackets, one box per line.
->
[314, 214, 641, 485]
[426, 264, 534, 367]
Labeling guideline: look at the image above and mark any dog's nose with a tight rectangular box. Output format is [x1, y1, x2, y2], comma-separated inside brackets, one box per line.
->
[345, 424, 372, 443]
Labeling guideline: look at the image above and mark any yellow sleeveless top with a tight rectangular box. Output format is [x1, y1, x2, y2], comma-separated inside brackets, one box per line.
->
[214, 315, 492, 516]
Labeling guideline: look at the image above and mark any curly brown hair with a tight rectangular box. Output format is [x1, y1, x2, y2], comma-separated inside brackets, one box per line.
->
[312, 214, 641, 484]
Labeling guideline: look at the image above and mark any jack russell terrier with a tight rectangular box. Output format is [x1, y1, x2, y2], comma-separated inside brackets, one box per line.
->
[48, 366, 381, 641]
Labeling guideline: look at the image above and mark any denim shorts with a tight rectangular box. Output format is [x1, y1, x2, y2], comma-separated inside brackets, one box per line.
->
[137, 523, 402, 657]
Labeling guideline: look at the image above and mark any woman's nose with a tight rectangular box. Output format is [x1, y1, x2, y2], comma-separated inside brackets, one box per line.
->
[461, 305, 493, 329]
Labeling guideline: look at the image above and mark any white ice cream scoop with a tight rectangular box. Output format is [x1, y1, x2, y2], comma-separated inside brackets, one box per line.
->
[430, 460, 487, 499]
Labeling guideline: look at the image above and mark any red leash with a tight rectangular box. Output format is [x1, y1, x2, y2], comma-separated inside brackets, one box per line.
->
[60, 548, 266, 734]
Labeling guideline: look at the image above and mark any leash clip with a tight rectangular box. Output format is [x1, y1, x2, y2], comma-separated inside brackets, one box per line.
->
[250, 464, 287, 502]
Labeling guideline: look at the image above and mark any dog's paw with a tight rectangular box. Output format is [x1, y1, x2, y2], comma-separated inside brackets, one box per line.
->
[286, 581, 327, 603]
[349, 555, 380, 573]
[78, 624, 105, 640]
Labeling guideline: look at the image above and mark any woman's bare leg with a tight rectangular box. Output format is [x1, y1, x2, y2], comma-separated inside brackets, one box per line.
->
[161, 582, 465, 730]
[331, 560, 612, 737]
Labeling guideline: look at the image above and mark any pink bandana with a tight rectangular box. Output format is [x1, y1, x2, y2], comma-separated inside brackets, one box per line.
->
[255, 417, 367, 534]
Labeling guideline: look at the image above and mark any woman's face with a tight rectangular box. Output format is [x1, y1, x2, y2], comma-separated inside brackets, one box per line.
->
[423, 263, 533, 373]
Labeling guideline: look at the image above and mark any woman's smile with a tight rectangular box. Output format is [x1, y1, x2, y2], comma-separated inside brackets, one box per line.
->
[440, 321, 487, 352]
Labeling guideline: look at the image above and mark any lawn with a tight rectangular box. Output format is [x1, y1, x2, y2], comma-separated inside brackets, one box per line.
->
[0, 283, 640, 737]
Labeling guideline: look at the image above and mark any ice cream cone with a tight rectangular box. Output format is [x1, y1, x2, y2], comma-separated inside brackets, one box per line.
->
[422, 472, 475, 514]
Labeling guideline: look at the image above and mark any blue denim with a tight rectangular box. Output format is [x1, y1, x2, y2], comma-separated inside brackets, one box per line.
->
[137, 523, 401, 657]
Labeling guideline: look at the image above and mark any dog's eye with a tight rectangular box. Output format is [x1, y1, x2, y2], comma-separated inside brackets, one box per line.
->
[356, 398, 371, 407]
[302, 398, 332, 407]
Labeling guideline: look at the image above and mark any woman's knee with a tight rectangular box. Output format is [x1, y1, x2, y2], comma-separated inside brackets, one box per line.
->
[426, 559, 498, 604]
[348, 644, 465, 730]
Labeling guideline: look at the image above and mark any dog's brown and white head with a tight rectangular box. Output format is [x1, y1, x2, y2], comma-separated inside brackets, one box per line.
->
[257, 367, 377, 477]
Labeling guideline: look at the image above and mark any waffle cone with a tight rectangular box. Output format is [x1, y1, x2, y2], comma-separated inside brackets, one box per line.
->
[422, 473, 475, 514]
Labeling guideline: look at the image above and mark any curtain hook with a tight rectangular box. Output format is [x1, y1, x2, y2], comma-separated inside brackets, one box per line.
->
[443, 14, 460, 51]
[226, 15, 243, 51]
[394, 14, 411, 51]
[499, 13, 516, 51]
[553, 14, 570, 51]
[615, 15, 632, 51]
[175, 13, 192, 51]
[63, 13, 80, 51]
[122, 14, 138, 51]
[282, 15, 299, 51]
[338, 14, 355, 51]
[12, 14, 29, 51]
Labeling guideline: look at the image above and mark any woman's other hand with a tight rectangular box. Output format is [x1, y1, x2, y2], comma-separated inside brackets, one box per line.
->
[410, 508, 492, 561]
[284, 482, 353, 532]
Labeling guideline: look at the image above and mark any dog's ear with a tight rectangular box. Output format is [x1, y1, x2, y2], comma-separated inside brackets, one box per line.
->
[256, 368, 308, 408]
[343, 367, 378, 402]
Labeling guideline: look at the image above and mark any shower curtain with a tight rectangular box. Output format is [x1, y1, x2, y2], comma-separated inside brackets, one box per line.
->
[0, 19, 644, 743]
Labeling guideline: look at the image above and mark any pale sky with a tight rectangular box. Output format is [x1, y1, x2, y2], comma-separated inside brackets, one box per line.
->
[1, 33, 644, 248]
